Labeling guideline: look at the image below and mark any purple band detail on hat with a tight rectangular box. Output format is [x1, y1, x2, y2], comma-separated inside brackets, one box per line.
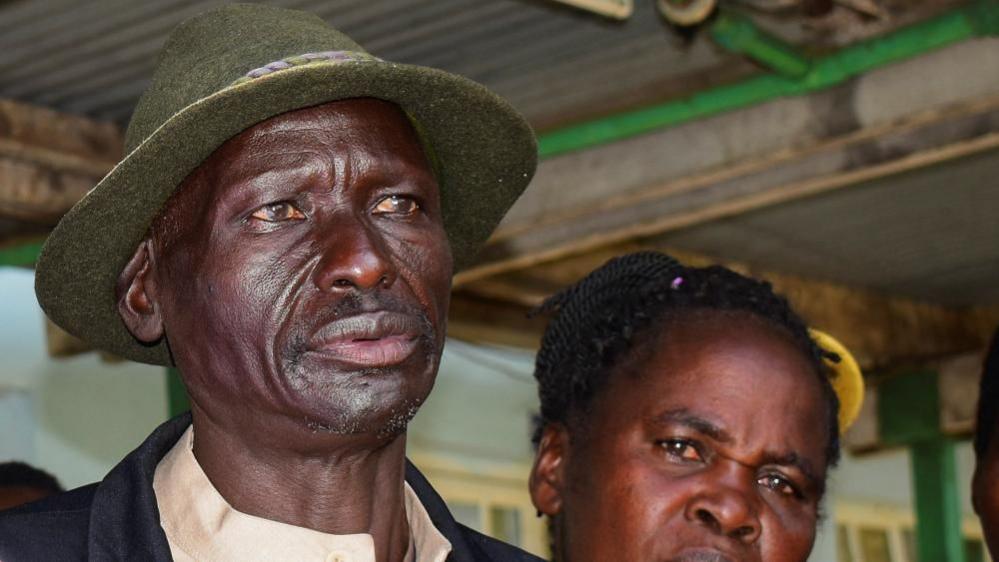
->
[670, 276, 684, 289]
[234, 50, 381, 85]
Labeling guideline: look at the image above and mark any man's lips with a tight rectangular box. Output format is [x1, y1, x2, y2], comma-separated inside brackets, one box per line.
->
[308, 311, 423, 368]
[668, 549, 737, 562]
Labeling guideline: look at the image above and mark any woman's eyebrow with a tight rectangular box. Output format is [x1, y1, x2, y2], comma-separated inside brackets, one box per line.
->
[653, 410, 825, 490]
[651, 409, 734, 444]
[761, 451, 823, 491]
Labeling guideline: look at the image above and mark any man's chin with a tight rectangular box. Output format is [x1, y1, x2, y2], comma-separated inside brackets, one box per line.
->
[296, 394, 422, 440]
[279, 350, 437, 437]
[293, 377, 429, 438]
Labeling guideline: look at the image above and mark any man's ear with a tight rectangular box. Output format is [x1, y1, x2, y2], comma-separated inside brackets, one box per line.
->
[529, 423, 569, 517]
[116, 240, 164, 343]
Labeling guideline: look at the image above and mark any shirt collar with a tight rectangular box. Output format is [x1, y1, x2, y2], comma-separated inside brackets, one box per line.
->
[153, 425, 451, 562]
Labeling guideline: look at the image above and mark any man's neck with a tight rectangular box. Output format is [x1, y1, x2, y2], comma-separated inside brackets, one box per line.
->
[188, 407, 411, 562]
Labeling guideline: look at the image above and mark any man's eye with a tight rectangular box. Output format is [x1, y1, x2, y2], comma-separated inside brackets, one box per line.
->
[373, 195, 419, 215]
[757, 474, 800, 497]
[250, 202, 305, 222]
[660, 439, 703, 462]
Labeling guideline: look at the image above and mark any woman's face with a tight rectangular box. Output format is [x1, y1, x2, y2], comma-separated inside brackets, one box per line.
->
[530, 312, 831, 562]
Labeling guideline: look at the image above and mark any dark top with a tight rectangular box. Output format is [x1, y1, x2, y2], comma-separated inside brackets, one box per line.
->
[0, 413, 544, 562]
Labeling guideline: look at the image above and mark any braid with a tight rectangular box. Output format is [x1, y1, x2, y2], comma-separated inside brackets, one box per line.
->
[533, 251, 841, 468]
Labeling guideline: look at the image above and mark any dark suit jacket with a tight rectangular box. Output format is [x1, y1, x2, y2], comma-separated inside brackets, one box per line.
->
[0, 413, 544, 562]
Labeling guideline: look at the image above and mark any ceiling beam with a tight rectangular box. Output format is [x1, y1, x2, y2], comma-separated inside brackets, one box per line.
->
[0, 99, 122, 224]
[453, 244, 999, 370]
[456, 91, 999, 286]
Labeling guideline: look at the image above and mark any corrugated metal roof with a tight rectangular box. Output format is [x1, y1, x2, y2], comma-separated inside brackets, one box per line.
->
[0, 0, 755, 129]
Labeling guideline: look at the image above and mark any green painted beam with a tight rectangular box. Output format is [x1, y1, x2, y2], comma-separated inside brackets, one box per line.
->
[538, 0, 999, 158]
[166, 367, 191, 417]
[0, 240, 43, 267]
[911, 439, 968, 562]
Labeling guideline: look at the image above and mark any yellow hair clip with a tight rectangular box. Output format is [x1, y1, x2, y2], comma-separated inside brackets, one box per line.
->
[810, 329, 864, 433]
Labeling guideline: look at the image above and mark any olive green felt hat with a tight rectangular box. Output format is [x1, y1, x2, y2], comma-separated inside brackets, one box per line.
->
[34, 3, 537, 366]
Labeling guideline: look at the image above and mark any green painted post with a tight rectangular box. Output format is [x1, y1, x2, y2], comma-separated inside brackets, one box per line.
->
[911, 439, 967, 562]
[166, 367, 191, 417]
[878, 371, 967, 562]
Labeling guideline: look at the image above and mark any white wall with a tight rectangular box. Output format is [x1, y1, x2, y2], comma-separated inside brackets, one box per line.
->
[408, 339, 538, 465]
[0, 268, 168, 489]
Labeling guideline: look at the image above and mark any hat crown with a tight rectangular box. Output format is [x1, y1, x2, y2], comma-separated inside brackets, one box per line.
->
[125, 3, 365, 152]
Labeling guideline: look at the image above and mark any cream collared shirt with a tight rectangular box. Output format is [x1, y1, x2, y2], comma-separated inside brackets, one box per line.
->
[153, 426, 451, 562]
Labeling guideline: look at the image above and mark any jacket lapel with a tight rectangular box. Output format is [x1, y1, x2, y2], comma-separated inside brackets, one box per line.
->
[405, 461, 481, 562]
[86, 413, 486, 562]
[88, 413, 191, 561]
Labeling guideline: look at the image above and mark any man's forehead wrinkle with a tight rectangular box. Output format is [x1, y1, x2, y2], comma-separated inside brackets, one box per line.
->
[209, 146, 330, 192]
[247, 107, 363, 141]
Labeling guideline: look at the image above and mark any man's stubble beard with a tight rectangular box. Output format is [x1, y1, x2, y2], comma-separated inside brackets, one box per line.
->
[283, 323, 441, 439]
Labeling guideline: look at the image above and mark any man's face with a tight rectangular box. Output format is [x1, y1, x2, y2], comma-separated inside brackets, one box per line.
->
[532, 314, 830, 562]
[974, 435, 999, 557]
[145, 98, 452, 438]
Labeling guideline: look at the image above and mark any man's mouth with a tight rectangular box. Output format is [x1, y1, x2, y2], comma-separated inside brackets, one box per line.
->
[308, 311, 423, 368]
[668, 548, 737, 562]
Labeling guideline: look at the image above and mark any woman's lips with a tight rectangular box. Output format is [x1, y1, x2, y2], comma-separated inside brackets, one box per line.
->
[308, 311, 422, 368]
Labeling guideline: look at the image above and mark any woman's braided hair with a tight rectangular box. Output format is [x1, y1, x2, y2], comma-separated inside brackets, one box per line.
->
[532, 251, 841, 467]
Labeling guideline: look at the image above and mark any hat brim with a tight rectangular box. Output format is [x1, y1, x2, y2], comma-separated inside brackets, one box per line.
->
[35, 61, 537, 366]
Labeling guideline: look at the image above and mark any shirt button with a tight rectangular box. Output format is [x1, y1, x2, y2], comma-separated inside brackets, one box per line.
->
[327, 552, 348, 562]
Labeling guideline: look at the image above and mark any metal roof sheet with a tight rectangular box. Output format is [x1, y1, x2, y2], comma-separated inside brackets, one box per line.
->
[0, 0, 752, 128]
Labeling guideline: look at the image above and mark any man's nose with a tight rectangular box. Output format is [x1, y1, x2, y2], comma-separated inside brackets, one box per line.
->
[684, 472, 762, 544]
[312, 220, 397, 292]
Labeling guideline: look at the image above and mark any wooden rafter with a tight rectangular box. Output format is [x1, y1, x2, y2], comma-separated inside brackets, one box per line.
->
[456, 93, 999, 287]
[452, 243, 999, 370]
[0, 99, 122, 225]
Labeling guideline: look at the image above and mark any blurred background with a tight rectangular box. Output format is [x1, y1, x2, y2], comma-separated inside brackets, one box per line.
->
[0, 0, 997, 560]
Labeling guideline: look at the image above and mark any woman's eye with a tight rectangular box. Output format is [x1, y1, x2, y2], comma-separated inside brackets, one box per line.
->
[757, 474, 800, 497]
[660, 439, 703, 462]
[250, 202, 305, 222]
[374, 195, 419, 215]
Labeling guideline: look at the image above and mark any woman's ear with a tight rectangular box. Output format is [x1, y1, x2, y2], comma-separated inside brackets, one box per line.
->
[116, 240, 164, 343]
[529, 423, 570, 517]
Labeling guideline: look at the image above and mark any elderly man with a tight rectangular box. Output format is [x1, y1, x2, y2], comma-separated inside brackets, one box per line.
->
[0, 5, 538, 562]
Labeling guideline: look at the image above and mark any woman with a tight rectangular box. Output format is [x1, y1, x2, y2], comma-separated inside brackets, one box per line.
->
[529, 251, 860, 562]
